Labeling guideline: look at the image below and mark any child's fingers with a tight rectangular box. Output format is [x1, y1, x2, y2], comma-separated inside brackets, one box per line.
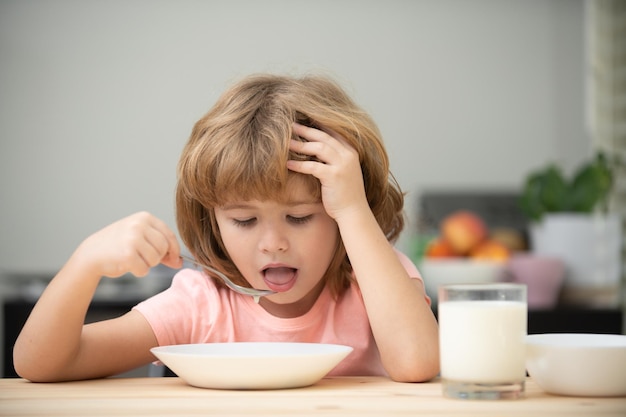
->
[286, 158, 324, 177]
[119, 212, 182, 275]
[147, 216, 183, 269]
[292, 123, 336, 149]
[289, 139, 325, 161]
[292, 123, 351, 150]
[289, 137, 340, 168]
[291, 124, 357, 167]
[161, 253, 184, 270]
[136, 228, 171, 273]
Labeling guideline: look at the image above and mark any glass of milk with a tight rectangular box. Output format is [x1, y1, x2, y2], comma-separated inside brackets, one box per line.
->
[438, 283, 527, 400]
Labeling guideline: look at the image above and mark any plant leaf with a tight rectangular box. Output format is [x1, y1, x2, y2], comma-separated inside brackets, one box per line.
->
[538, 166, 569, 212]
[569, 152, 613, 212]
[519, 171, 546, 221]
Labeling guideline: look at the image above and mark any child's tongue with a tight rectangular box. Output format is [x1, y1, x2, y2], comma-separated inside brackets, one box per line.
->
[263, 267, 297, 292]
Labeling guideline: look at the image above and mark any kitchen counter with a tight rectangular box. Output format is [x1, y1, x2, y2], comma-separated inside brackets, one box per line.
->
[1, 376, 625, 416]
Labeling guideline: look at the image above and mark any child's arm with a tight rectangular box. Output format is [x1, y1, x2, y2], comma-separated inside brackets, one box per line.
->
[331, 203, 440, 382]
[288, 124, 439, 382]
[13, 212, 182, 382]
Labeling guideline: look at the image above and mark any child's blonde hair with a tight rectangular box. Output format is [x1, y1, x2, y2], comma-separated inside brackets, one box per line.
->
[176, 74, 404, 297]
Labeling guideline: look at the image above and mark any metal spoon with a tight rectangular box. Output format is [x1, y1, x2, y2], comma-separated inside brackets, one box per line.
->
[179, 254, 276, 300]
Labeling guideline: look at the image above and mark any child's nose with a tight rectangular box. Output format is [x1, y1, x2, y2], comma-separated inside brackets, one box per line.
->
[258, 226, 289, 253]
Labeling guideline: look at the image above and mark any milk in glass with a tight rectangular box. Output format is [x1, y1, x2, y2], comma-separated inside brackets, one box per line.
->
[438, 283, 527, 400]
[439, 300, 527, 382]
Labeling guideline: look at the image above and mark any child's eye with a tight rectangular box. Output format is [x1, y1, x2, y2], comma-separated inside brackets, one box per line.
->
[233, 218, 256, 227]
[288, 215, 313, 225]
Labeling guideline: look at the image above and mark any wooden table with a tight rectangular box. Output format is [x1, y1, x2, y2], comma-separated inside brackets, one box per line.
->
[1, 376, 625, 416]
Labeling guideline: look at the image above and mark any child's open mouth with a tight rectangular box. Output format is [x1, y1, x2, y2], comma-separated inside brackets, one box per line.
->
[262, 267, 297, 292]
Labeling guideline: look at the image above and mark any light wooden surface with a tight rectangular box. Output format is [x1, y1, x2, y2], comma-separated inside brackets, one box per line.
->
[1, 376, 625, 417]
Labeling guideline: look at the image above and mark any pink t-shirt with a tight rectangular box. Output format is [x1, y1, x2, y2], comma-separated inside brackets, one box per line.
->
[133, 250, 428, 376]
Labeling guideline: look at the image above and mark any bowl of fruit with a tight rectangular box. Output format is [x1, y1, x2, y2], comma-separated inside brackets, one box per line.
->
[418, 211, 514, 304]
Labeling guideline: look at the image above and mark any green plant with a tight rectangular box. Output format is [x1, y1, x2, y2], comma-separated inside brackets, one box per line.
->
[519, 152, 614, 221]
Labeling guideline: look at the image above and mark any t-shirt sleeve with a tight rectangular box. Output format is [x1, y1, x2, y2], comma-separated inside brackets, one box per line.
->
[132, 269, 217, 346]
[394, 248, 431, 306]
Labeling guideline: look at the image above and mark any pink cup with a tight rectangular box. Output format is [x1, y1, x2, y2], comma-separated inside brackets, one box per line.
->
[506, 254, 565, 309]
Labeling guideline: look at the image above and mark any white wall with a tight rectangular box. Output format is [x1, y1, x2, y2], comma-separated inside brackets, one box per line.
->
[0, 0, 588, 274]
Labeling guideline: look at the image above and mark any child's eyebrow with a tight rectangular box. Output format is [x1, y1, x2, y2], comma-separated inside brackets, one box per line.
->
[219, 203, 257, 211]
[220, 200, 320, 210]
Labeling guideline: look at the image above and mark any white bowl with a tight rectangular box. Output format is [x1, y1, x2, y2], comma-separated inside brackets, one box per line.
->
[151, 342, 353, 390]
[419, 259, 506, 303]
[526, 333, 626, 397]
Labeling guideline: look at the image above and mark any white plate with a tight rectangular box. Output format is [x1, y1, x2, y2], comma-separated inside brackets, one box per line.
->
[151, 342, 353, 390]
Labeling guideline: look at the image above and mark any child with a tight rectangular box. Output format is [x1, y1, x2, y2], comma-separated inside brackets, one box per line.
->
[13, 74, 439, 383]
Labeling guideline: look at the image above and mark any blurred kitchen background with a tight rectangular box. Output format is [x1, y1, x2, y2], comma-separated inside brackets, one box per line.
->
[0, 0, 624, 377]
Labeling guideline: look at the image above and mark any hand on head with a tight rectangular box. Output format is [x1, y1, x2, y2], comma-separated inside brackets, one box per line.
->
[288, 123, 368, 222]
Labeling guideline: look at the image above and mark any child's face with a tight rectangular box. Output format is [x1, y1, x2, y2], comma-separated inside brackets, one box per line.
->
[214, 182, 339, 312]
